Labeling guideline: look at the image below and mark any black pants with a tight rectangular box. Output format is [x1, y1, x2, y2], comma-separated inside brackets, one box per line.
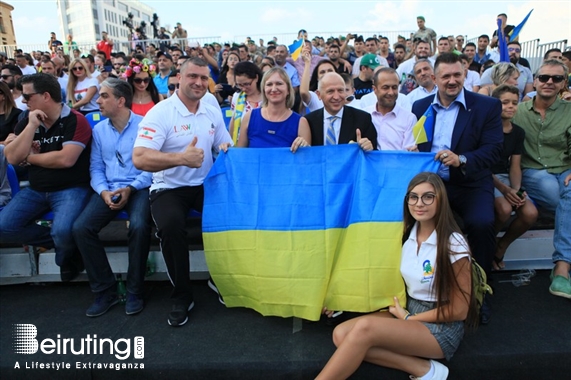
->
[150, 186, 204, 305]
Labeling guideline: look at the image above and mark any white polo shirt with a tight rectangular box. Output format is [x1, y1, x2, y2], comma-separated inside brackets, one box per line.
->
[401, 222, 470, 302]
[134, 91, 232, 191]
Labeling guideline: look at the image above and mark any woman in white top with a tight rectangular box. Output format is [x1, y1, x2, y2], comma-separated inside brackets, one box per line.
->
[66, 58, 100, 115]
[317, 172, 477, 380]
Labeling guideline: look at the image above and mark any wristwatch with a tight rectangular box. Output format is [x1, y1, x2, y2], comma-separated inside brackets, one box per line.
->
[458, 155, 467, 167]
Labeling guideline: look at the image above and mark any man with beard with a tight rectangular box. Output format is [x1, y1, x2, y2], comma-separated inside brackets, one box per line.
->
[480, 41, 533, 100]
[364, 68, 416, 151]
[328, 45, 350, 75]
[0, 64, 25, 111]
[393, 44, 407, 68]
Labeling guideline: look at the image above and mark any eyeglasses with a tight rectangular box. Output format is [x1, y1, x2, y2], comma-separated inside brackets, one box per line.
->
[133, 77, 151, 84]
[456, 38, 464, 42]
[115, 150, 126, 168]
[167, 83, 179, 91]
[72, 66, 84, 72]
[537, 74, 565, 83]
[1, 74, 13, 80]
[508, 48, 521, 53]
[22, 92, 41, 101]
[406, 192, 436, 206]
[235, 80, 254, 89]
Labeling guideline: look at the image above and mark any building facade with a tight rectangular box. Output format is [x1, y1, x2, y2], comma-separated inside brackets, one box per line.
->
[56, 0, 155, 45]
[0, 1, 16, 46]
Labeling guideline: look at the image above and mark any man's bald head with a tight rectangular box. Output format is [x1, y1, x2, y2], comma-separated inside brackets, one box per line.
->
[316, 72, 346, 114]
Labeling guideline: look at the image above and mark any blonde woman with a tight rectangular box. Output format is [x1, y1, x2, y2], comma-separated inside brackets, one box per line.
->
[66, 58, 100, 115]
[478, 62, 519, 97]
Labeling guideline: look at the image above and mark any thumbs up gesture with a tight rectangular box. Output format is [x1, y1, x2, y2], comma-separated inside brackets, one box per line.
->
[356, 128, 373, 151]
[182, 136, 204, 168]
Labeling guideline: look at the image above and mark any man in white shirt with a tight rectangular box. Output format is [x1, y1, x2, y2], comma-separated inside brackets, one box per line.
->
[396, 41, 435, 95]
[132, 57, 232, 327]
[404, 59, 438, 111]
[15, 54, 36, 76]
[364, 68, 417, 150]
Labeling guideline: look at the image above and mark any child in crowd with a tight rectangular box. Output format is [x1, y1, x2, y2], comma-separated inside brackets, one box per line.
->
[491, 84, 538, 270]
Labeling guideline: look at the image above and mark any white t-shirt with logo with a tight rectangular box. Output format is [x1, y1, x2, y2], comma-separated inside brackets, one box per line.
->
[134, 91, 232, 191]
[401, 222, 470, 302]
[73, 77, 100, 112]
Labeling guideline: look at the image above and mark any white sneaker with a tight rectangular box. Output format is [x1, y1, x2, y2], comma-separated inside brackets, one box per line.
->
[430, 360, 449, 380]
[409, 360, 449, 380]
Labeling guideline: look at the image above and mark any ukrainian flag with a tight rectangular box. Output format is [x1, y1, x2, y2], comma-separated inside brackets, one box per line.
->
[288, 39, 304, 61]
[509, 9, 533, 42]
[412, 105, 435, 144]
[203, 145, 440, 321]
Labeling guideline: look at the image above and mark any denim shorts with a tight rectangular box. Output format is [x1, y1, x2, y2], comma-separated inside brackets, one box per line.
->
[407, 297, 464, 361]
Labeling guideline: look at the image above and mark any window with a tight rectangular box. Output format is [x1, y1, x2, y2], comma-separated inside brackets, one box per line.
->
[117, 2, 128, 12]
[131, 9, 140, 18]
[93, 9, 98, 20]
[142, 13, 150, 21]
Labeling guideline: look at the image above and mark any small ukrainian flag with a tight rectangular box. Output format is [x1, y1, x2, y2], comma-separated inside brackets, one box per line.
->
[288, 39, 304, 61]
[413, 105, 435, 144]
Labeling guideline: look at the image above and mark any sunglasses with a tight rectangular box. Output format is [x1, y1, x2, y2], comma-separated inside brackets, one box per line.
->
[133, 77, 151, 84]
[22, 92, 40, 101]
[508, 48, 521, 53]
[167, 83, 179, 91]
[72, 66, 84, 71]
[115, 150, 126, 168]
[1, 74, 13, 80]
[537, 74, 565, 83]
[456, 38, 464, 42]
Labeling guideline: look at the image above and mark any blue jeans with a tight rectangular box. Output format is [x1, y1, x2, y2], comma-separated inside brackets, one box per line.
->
[72, 191, 151, 294]
[523, 168, 571, 266]
[0, 186, 90, 266]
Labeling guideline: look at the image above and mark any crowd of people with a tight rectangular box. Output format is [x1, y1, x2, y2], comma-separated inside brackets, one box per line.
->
[0, 13, 570, 380]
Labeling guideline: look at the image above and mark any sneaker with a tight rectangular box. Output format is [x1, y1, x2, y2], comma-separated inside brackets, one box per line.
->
[549, 275, 571, 299]
[207, 278, 225, 305]
[125, 293, 144, 315]
[409, 360, 449, 380]
[86, 289, 119, 317]
[168, 302, 194, 327]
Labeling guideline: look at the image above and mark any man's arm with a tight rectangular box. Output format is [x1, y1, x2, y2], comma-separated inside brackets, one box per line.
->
[26, 143, 84, 169]
[132, 138, 203, 173]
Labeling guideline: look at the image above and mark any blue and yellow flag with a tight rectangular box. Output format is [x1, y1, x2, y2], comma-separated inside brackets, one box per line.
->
[288, 39, 304, 61]
[498, 18, 510, 63]
[203, 146, 440, 321]
[412, 105, 435, 144]
[509, 9, 533, 42]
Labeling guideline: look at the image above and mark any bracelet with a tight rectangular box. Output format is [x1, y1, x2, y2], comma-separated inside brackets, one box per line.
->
[404, 313, 414, 320]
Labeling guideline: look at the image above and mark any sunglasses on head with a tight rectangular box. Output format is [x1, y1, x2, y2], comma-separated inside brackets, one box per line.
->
[133, 77, 151, 84]
[537, 74, 565, 83]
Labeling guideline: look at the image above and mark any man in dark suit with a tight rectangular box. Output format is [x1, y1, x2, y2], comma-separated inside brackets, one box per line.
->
[305, 72, 377, 150]
[411, 53, 503, 291]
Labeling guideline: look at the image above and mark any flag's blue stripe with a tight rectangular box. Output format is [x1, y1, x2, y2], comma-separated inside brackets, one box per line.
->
[203, 145, 439, 233]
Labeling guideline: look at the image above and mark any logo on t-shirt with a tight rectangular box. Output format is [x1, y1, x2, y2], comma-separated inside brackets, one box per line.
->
[421, 259, 434, 283]
[139, 127, 156, 140]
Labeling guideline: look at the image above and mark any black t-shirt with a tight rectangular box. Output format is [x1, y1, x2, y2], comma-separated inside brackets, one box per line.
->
[14, 106, 91, 192]
[353, 77, 373, 99]
[491, 123, 525, 174]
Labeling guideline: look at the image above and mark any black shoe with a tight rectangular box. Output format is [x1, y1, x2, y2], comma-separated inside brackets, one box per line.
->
[125, 293, 144, 315]
[207, 278, 225, 305]
[168, 302, 194, 327]
[480, 296, 492, 325]
[60, 264, 80, 282]
[86, 289, 119, 317]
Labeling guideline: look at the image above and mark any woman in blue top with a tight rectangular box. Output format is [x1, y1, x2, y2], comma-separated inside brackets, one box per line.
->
[235, 67, 310, 151]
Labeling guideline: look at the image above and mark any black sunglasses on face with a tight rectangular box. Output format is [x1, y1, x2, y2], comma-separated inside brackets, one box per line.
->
[133, 77, 151, 84]
[22, 92, 40, 101]
[537, 74, 565, 83]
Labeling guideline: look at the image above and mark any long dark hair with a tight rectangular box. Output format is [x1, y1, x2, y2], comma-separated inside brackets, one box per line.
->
[234, 61, 263, 92]
[127, 72, 161, 104]
[309, 59, 335, 92]
[402, 172, 478, 327]
[219, 51, 240, 83]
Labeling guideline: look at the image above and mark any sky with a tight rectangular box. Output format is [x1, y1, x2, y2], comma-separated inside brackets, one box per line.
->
[9, 0, 571, 48]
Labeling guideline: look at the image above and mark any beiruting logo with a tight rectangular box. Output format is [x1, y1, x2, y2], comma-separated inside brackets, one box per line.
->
[12, 324, 144, 370]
